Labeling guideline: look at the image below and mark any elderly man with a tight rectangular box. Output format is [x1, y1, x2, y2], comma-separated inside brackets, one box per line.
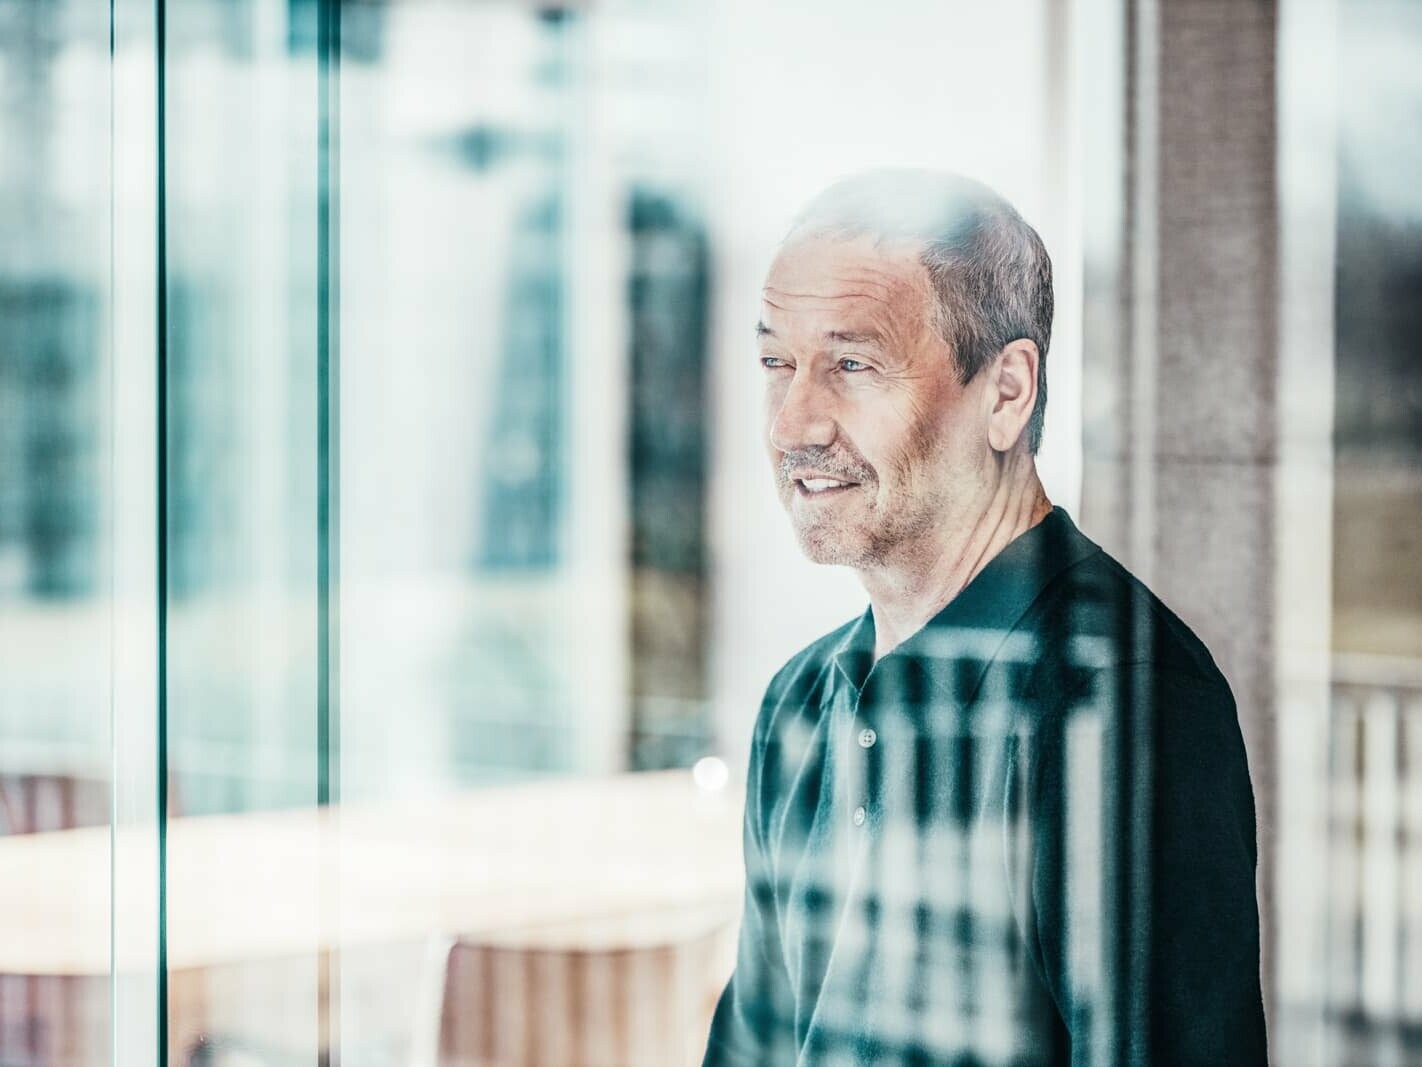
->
[703, 171, 1266, 1066]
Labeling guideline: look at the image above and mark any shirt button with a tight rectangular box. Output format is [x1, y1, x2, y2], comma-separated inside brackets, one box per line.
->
[852, 805, 867, 827]
[857, 727, 877, 748]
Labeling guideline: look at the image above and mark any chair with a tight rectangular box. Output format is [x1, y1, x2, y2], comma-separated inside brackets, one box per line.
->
[0, 774, 114, 1065]
[410, 910, 736, 1067]
[0, 773, 109, 836]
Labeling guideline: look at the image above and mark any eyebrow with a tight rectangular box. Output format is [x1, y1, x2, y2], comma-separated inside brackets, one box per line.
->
[754, 323, 884, 347]
[824, 329, 883, 347]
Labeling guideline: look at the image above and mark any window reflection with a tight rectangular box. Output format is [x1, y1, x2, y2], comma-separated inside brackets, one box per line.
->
[1, 0, 1420, 1063]
[1308, 3, 1422, 1064]
[0, 0, 116, 1061]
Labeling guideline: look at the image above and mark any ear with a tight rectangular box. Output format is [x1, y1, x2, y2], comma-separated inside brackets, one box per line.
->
[986, 339, 1039, 452]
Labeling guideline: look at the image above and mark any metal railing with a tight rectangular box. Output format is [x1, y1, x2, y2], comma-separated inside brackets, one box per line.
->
[1312, 654, 1422, 1066]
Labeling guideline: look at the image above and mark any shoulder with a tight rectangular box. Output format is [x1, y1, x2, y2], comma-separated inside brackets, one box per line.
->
[1025, 544, 1252, 807]
[1018, 542, 1255, 821]
[1027, 539, 1231, 698]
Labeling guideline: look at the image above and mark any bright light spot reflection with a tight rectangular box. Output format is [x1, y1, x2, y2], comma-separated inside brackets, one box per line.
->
[692, 756, 729, 793]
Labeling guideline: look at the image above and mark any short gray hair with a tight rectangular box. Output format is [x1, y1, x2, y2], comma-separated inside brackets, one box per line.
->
[788, 169, 1053, 453]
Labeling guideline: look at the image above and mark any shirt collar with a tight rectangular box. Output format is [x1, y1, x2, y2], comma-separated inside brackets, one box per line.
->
[831, 506, 1099, 699]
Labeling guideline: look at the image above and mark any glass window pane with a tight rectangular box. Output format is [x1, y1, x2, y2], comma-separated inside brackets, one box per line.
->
[31, 0, 1422, 1062]
[0, 1, 117, 1061]
[161, 0, 326, 1059]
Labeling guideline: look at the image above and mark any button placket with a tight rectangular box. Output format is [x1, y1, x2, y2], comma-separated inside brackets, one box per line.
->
[849, 678, 879, 831]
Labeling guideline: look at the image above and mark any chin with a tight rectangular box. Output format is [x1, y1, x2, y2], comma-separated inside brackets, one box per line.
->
[793, 524, 872, 568]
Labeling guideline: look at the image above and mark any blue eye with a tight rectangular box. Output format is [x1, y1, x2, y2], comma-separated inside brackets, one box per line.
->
[839, 358, 870, 372]
[760, 356, 790, 369]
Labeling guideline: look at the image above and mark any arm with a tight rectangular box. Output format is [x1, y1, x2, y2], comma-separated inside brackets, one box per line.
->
[1023, 664, 1268, 1065]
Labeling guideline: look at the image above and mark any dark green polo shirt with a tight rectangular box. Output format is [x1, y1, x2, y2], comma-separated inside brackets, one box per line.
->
[704, 506, 1266, 1066]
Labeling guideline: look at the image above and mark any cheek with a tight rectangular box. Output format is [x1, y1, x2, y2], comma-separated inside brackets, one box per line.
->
[878, 409, 956, 488]
[854, 395, 931, 469]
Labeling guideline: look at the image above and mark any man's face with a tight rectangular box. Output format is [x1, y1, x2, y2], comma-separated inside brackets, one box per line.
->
[759, 233, 990, 569]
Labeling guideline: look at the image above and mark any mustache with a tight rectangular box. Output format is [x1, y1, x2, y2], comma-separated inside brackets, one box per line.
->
[777, 449, 876, 485]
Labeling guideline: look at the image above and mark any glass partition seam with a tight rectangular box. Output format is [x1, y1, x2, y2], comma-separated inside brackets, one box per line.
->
[317, 0, 342, 1059]
[110, 0, 162, 1056]
[1275, 0, 1338, 1057]
[108, 0, 116, 1050]
[108, 1, 117, 1059]
[155, 0, 169, 1060]
[317, 0, 340, 814]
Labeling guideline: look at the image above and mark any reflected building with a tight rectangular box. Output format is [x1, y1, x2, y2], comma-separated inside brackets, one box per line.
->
[0, 0, 111, 849]
[626, 187, 712, 770]
[0, 1, 105, 602]
[1306, 4, 1422, 1063]
[0, 282, 101, 600]
[476, 188, 566, 574]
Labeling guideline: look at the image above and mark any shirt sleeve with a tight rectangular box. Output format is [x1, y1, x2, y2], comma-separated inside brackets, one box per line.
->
[1020, 663, 1269, 1065]
[702, 702, 799, 1066]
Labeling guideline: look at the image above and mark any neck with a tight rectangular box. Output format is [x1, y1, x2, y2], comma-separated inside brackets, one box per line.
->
[860, 456, 1052, 661]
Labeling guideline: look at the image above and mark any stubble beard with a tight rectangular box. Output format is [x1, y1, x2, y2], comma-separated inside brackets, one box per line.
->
[789, 489, 879, 568]
[781, 413, 966, 571]
[784, 461, 951, 572]
[775, 400, 965, 569]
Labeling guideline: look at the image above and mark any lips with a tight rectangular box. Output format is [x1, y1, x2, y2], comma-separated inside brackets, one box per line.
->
[799, 477, 852, 493]
[781, 458, 869, 500]
[791, 472, 861, 497]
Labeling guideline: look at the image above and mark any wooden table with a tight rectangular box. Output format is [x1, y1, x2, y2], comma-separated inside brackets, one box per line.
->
[0, 771, 744, 1064]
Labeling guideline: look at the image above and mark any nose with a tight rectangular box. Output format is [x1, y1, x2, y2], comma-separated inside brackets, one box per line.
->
[768, 369, 837, 453]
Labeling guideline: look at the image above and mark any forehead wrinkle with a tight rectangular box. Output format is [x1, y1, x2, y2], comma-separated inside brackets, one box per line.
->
[760, 298, 901, 348]
[764, 283, 925, 333]
[764, 269, 900, 302]
[762, 240, 939, 355]
[762, 289, 895, 310]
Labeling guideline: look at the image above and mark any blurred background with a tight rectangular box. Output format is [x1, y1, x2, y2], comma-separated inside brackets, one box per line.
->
[0, 0, 1418, 1063]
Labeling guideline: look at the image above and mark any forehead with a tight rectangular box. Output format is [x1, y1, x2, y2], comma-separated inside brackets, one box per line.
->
[761, 233, 933, 336]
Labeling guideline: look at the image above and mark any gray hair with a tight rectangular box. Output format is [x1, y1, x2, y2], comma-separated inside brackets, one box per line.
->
[788, 169, 1053, 453]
